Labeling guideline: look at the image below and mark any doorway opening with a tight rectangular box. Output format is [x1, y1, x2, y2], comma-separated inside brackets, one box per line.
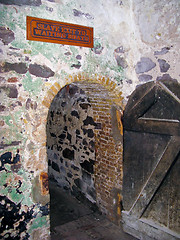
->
[46, 80, 124, 236]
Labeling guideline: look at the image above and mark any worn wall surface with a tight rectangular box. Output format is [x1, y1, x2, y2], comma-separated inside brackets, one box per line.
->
[0, 0, 179, 239]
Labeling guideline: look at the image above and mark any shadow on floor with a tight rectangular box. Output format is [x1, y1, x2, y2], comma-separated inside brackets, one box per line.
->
[49, 180, 137, 240]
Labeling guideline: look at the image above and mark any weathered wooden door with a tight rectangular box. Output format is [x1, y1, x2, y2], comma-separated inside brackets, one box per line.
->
[122, 79, 180, 240]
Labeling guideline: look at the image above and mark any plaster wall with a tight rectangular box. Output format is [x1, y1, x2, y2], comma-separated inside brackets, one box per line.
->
[0, 0, 179, 239]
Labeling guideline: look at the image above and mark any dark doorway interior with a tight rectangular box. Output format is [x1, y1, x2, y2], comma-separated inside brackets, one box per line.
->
[49, 180, 136, 240]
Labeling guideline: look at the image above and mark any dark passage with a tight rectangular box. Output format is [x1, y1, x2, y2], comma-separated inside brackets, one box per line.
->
[49, 180, 137, 240]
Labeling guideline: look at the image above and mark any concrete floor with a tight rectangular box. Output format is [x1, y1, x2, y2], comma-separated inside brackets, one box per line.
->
[49, 181, 137, 240]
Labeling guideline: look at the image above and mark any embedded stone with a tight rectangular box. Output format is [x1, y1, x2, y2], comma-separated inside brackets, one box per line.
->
[71, 165, 79, 171]
[0, 120, 5, 127]
[0, 105, 6, 111]
[58, 133, 66, 140]
[89, 140, 95, 151]
[8, 85, 18, 98]
[76, 55, 82, 60]
[83, 138, 87, 145]
[82, 170, 92, 185]
[61, 102, 66, 107]
[86, 186, 96, 200]
[87, 129, 94, 138]
[58, 140, 63, 144]
[80, 160, 94, 173]
[126, 79, 132, 84]
[82, 128, 87, 135]
[25, 98, 31, 110]
[74, 178, 81, 188]
[71, 110, 79, 119]
[0, 77, 5, 82]
[7, 77, 18, 83]
[50, 132, 56, 137]
[52, 161, 60, 172]
[156, 74, 174, 81]
[50, 111, 54, 120]
[60, 166, 65, 173]
[73, 9, 93, 19]
[92, 43, 104, 54]
[71, 62, 81, 69]
[64, 51, 71, 56]
[80, 103, 90, 109]
[39, 204, 49, 216]
[29, 63, 54, 78]
[115, 55, 128, 68]
[72, 185, 81, 198]
[1, 85, 18, 98]
[0, 152, 12, 171]
[0, 26, 15, 45]
[0, 0, 42, 6]
[67, 172, 73, 178]
[77, 97, 85, 102]
[68, 117, 72, 122]
[13, 152, 20, 164]
[76, 129, 80, 135]
[69, 85, 79, 96]
[0, 62, 28, 74]
[67, 132, 72, 142]
[154, 47, 170, 55]
[158, 59, 170, 73]
[114, 46, 125, 53]
[83, 116, 95, 126]
[138, 74, 152, 82]
[0, 141, 21, 150]
[25, 98, 37, 110]
[73, 9, 84, 17]
[62, 148, 74, 160]
[57, 145, 62, 151]
[135, 57, 156, 74]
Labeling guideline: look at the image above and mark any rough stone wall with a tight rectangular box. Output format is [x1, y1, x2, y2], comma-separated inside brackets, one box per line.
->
[0, 0, 179, 238]
[47, 83, 96, 204]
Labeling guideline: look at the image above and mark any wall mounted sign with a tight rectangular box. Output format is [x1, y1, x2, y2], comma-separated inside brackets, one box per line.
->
[26, 16, 93, 48]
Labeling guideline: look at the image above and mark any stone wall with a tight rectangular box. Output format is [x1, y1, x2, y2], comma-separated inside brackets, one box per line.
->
[0, 0, 179, 239]
[47, 83, 96, 203]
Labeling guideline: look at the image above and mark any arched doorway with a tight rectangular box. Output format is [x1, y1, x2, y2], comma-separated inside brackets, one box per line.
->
[46, 79, 124, 232]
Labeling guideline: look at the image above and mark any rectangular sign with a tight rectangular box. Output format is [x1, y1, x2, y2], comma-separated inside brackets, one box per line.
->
[26, 16, 93, 48]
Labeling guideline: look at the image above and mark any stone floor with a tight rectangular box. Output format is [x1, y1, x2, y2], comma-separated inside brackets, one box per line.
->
[49, 181, 137, 240]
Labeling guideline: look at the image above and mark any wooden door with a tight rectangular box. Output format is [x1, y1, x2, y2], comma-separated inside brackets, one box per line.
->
[122, 79, 180, 240]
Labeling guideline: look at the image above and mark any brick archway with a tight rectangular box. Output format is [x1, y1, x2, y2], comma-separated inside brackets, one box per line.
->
[44, 73, 124, 223]
[42, 73, 123, 109]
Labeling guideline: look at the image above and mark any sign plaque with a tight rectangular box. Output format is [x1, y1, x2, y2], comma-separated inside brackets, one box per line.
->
[27, 16, 93, 48]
